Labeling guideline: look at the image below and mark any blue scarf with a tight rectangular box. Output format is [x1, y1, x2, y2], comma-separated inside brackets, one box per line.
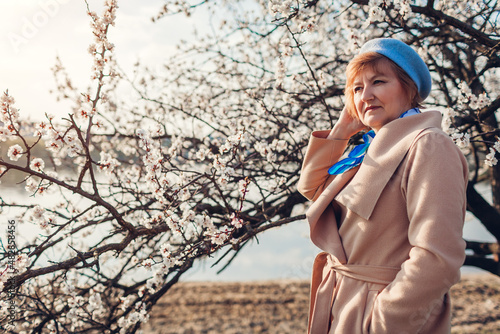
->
[328, 108, 420, 175]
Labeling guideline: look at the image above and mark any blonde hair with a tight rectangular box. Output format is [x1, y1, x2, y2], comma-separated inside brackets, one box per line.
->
[344, 52, 421, 119]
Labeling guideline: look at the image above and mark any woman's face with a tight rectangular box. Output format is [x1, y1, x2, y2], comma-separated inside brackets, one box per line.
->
[353, 60, 412, 133]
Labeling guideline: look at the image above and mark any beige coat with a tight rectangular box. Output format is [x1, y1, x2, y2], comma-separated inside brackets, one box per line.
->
[297, 111, 468, 334]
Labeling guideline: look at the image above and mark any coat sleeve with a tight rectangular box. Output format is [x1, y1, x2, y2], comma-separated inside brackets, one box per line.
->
[370, 131, 468, 333]
[297, 130, 349, 201]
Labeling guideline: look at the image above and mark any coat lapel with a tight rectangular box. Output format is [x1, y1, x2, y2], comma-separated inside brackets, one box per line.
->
[306, 166, 359, 263]
[335, 111, 442, 220]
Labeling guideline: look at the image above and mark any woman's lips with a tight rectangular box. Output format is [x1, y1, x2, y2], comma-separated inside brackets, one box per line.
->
[365, 106, 380, 113]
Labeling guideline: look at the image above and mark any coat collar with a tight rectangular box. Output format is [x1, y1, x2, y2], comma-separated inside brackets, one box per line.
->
[335, 110, 443, 220]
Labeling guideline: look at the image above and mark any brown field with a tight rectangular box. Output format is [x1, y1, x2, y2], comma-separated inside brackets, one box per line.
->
[143, 274, 500, 334]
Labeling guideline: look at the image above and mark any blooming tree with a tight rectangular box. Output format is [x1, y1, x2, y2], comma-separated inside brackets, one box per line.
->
[0, 0, 499, 332]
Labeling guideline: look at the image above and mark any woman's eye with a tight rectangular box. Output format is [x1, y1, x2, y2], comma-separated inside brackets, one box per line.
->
[373, 80, 385, 84]
[354, 86, 362, 93]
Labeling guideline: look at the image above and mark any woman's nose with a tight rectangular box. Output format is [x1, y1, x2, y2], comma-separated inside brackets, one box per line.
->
[361, 86, 374, 102]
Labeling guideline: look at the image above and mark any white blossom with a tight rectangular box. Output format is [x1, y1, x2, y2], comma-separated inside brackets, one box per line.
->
[280, 37, 293, 57]
[119, 295, 135, 312]
[268, 0, 293, 17]
[30, 158, 45, 171]
[368, 5, 385, 22]
[1, 91, 15, 105]
[394, 0, 412, 19]
[494, 139, 500, 153]
[0, 128, 8, 142]
[142, 258, 154, 271]
[166, 214, 180, 232]
[14, 253, 30, 273]
[347, 29, 365, 53]
[211, 228, 230, 245]
[451, 132, 470, 149]
[25, 178, 38, 193]
[7, 144, 23, 161]
[98, 151, 121, 174]
[197, 214, 216, 232]
[196, 147, 210, 161]
[458, 82, 491, 110]
[275, 57, 285, 88]
[87, 292, 103, 313]
[230, 213, 244, 229]
[471, 92, 490, 110]
[485, 148, 498, 167]
[178, 188, 191, 201]
[238, 178, 250, 196]
[219, 140, 232, 154]
[45, 130, 65, 153]
[271, 138, 288, 152]
[30, 205, 45, 221]
[317, 70, 327, 87]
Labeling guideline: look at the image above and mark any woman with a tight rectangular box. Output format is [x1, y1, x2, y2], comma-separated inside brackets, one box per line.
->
[297, 38, 468, 333]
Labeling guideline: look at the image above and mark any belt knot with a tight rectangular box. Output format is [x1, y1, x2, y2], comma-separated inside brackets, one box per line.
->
[326, 254, 399, 285]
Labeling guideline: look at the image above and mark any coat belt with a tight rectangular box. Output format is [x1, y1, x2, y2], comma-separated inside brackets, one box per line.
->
[308, 252, 400, 334]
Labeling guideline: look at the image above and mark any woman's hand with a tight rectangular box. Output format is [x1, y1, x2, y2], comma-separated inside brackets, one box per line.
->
[327, 107, 368, 140]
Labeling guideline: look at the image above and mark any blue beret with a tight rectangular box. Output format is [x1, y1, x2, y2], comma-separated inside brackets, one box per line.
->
[359, 38, 432, 101]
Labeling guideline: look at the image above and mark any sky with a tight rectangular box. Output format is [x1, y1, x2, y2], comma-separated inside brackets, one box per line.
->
[0, 1, 493, 281]
[0, 0, 202, 120]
